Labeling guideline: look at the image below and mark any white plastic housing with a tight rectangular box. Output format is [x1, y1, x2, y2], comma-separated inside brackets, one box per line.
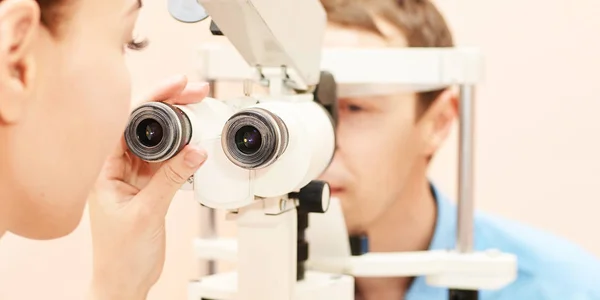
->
[197, 0, 327, 89]
[178, 97, 335, 210]
[252, 98, 334, 196]
[193, 197, 518, 291]
[197, 44, 484, 93]
[188, 271, 354, 300]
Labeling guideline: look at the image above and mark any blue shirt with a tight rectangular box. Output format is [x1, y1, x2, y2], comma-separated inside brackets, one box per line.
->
[406, 184, 600, 300]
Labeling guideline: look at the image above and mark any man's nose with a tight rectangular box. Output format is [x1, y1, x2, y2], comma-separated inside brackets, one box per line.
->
[319, 153, 339, 181]
[318, 162, 332, 179]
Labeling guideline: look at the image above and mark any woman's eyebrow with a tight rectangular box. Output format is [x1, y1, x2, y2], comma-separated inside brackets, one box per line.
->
[127, 0, 143, 14]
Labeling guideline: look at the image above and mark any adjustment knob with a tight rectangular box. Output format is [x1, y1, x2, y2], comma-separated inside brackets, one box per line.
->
[210, 21, 224, 36]
[294, 180, 331, 214]
[313, 71, 338, 127]
[167, 0, 209, 23]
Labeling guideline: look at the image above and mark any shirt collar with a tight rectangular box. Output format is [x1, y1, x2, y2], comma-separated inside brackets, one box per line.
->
[404, 183, 458, 299]
[427, 182, 457, 251]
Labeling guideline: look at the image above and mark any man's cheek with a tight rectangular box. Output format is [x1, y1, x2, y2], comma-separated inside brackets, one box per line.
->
[319, 152, 345, 181]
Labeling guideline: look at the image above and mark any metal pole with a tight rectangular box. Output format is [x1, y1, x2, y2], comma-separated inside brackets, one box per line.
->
[449, 85, 478, 300]
[198, 80, 218, 276]
[457, 85, 475, 253]
[203, 207, 216, 275]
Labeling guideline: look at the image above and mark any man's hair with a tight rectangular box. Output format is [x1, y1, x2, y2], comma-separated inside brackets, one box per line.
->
[321, 0, 454, 116]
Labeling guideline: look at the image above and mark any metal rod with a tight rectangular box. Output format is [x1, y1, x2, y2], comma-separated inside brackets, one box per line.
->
[208, 80, 216, 97]
[207, 208, 217, 274]
[457, 85, 476, 253]
[199, 80, 218, 275]
[449, 85, 479, 300]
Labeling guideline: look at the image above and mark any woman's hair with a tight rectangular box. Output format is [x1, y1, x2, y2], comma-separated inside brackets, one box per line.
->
[37, 0, 64, 29]
[0, 0, 66, 32]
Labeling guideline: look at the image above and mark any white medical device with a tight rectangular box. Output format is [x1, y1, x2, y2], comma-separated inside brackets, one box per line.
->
[139, 0, 519, 299]
[125, 1, 349, 299]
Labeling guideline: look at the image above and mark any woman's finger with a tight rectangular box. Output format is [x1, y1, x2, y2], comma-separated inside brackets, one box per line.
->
[136, 145, 207, 214]
[132, 75, 188, 108]
[164, 82, 210, 105]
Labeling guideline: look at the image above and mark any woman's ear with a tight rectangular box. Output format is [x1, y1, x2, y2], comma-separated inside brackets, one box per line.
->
[0, 0, 40, 124]
[418, 87, 458, 157]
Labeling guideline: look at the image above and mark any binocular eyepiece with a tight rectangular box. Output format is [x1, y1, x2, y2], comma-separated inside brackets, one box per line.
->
[125, 102, 192, 163]
[124, 102, 289, 170]
[123, 97, 335, 208]
[221, 107, 289, 169]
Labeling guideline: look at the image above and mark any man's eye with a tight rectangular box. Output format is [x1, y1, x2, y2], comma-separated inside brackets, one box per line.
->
[347, 104, 363, 112]
[126, 38, 149, 51]
[338, 99, 367, 114]
[340, 103, 363, 112]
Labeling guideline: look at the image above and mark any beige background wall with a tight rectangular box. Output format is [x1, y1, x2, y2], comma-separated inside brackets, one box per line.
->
[1, 0, 600, 299]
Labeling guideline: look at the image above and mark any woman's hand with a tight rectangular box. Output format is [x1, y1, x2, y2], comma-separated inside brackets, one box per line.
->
[87, 75, 209, 300]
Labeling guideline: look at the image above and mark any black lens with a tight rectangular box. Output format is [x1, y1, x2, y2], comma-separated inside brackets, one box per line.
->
[235, 126, 262, 154]
[136, 118, 163, 147]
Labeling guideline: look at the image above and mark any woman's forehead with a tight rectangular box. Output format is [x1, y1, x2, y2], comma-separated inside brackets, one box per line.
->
[75, 0, 140, 16]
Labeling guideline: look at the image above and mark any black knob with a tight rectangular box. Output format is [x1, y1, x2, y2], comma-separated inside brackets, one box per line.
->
[449, 290, 479, 300]
[292, 180, 331, 214]
[210, 20, 224, 36]
[313, 71, 338, 127]
[349, 234, 369, 256]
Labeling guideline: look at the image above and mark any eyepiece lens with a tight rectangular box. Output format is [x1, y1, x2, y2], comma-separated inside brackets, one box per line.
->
[235, 125, 262, 154]
[136, 118, 163, 147]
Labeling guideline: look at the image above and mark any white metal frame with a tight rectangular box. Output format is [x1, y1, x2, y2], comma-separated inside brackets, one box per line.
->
[193, 198, 517, 299]
[197, 43, 484, 88]
[189, 199, 355, 300]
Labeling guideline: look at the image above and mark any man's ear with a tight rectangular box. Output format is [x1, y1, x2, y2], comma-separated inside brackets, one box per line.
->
[0, 0, 40, 124]
[418, 87, 458, 157]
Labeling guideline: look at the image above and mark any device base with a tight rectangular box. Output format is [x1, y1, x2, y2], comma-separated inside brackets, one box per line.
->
[188, 271, 355, 300]
[449, 289, 479, 300]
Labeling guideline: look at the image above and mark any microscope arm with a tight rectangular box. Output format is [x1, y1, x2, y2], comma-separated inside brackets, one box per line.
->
[197, 0, 327, 90]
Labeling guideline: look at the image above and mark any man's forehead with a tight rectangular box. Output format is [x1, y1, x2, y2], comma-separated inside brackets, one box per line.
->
[322, 23, 414, 99]
[337, 84, 418, 99]
[324, 20, 408, 48]
[324, 23, 395, 48]
[338, 89, 417, 112]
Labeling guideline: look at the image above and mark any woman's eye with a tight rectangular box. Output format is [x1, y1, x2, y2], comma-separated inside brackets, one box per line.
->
[126, 38, 149, 51]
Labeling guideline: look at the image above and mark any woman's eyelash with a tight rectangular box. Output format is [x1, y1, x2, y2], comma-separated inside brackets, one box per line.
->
[127, 38, 149, 51]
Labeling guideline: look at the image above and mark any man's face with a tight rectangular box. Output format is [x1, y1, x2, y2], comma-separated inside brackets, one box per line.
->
[318, 23, 427, 234]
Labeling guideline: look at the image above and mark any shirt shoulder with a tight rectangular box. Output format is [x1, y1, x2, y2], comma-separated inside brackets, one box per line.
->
[424, 184, 600, 299]
[474, 211, 600, 298]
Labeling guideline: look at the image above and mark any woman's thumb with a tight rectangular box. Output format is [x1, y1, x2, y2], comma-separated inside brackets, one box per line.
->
[138, 145, 207, 214]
